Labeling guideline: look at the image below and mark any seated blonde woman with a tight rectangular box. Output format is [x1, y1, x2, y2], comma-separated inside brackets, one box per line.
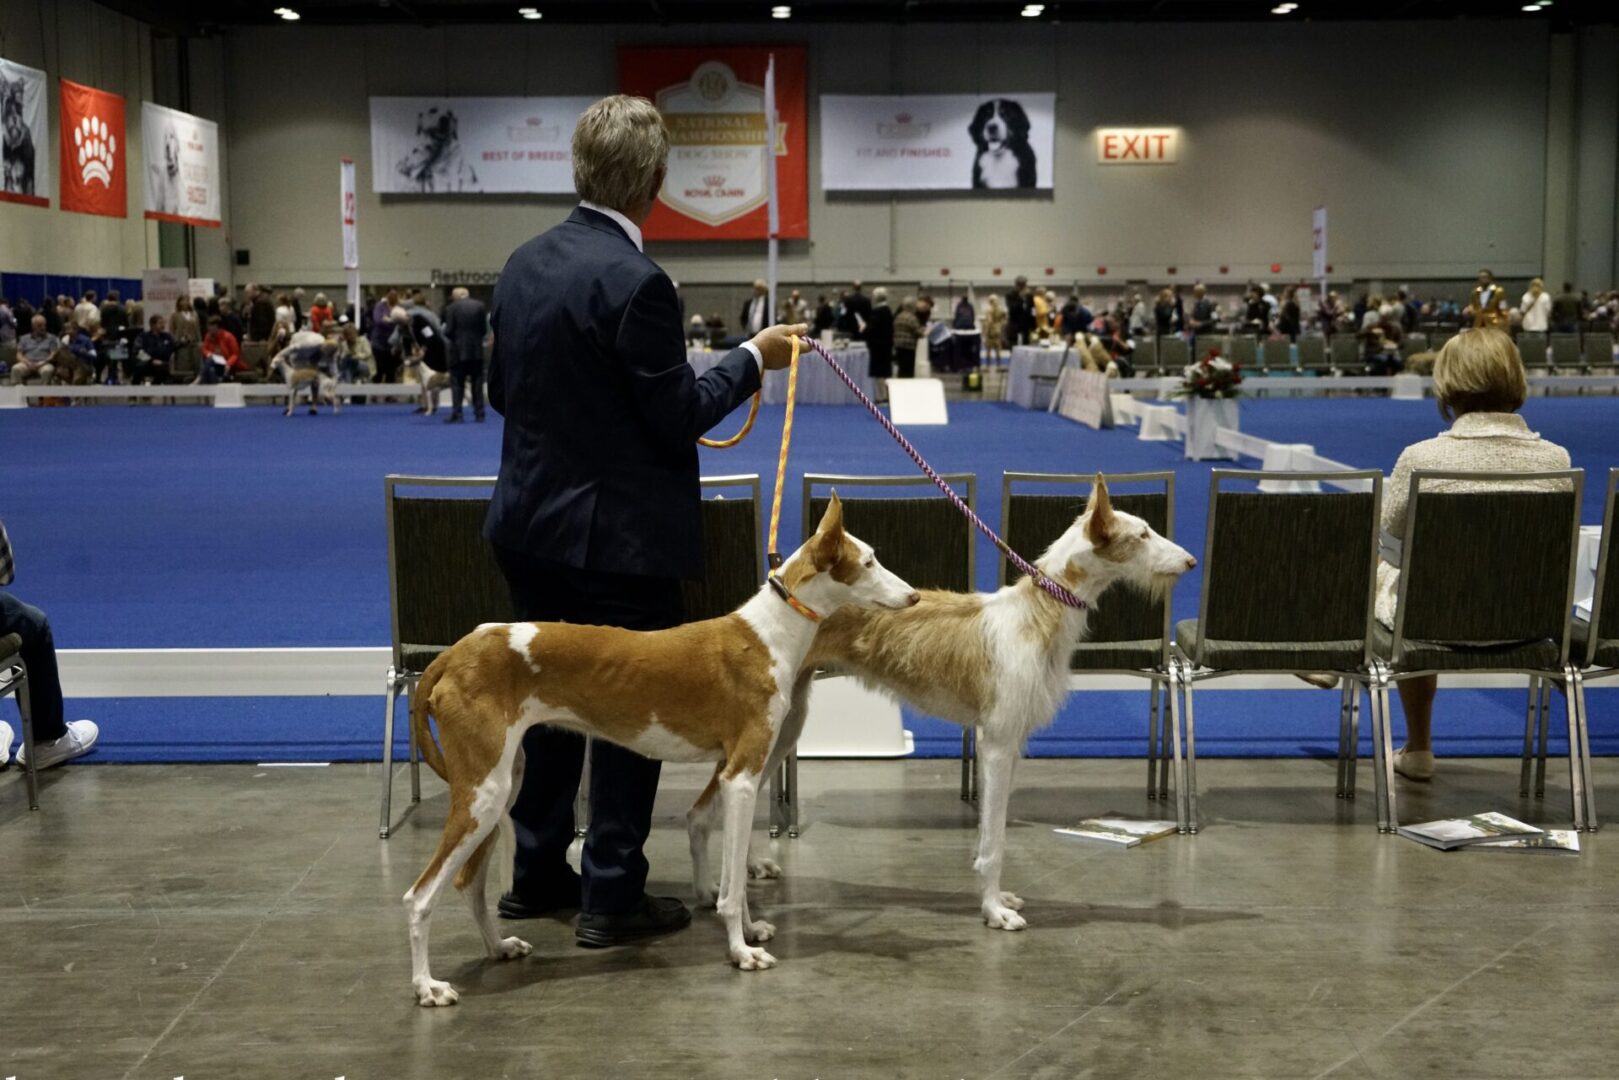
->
[1379, 328, 1570, 781]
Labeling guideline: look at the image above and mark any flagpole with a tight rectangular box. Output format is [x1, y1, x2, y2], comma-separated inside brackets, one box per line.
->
[764, 54, 780, 323]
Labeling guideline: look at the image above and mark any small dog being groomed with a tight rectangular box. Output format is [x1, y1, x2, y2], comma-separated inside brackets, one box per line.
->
[691, 476, 1196, 932]
[404, 495, 918, 1006]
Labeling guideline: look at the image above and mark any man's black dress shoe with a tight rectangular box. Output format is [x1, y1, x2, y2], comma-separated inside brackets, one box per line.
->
[497, 869, 582, 920]
[575, 894, 691, 948]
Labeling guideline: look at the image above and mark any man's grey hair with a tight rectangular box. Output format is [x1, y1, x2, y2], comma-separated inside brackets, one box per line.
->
[572, 95, 670, 214]
[872, 287, 888, 303]
[451, 287, 469, 301]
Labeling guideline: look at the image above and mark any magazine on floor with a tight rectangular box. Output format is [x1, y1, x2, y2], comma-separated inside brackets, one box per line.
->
[1467, 829, 1581, 855]
[1397, 812, 1544, 851]
[1054, 814, 1178, 848]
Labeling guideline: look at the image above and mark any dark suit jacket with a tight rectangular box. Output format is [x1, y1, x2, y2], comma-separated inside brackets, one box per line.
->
[443, 297, 489, 366]
[485, 206, 761, 579]
[739, 294, 769, 337]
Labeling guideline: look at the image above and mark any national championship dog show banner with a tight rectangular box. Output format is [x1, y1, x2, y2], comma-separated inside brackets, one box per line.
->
[59, 78, 126, 217]
[820, 94, 1056, 192]
[1, 57, 49, 207]
[141, 102, 221, 227]
[368, 96, 595, 194]
[619, 46, 807, 241]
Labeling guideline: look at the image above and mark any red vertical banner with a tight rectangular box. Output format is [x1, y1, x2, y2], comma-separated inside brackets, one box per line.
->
[618, 46, 807, 241]
[59, 78, 127, 218]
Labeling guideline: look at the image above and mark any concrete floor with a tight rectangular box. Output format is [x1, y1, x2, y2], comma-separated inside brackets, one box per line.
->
[2, 756, 1614, 1080]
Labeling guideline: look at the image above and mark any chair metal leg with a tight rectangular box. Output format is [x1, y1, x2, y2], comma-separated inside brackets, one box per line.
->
[574, 736, 591, 839]
[1375, 664, 1399, 832]
[786, 749, 800, 838]
[1335, 678, 1351, 798]
[1156, 678, 1172, 800]
[960, 727, 978, 802]
[1146, 679, 1161, 800]
[1345, 678, 1360, 801]
[379, 670, 399, 839]
[1181, 665, 1200, 834]
[1574, 668, 1598, 830]
[769, 757, 787, 838]
[1535, 677, 1550, 799]
[1561, 668, 1586, 832]
[1167, 662, 1189, 834]
[1520, 676, 1539, 796]
[15, 666, 39, 812]
[405, 675, 422, 804]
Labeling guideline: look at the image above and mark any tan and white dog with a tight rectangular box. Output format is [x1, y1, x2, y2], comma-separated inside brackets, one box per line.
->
[405, 495, 918, 1006]
[691, 477, 1195, 931]
[402, 354, 450, 415]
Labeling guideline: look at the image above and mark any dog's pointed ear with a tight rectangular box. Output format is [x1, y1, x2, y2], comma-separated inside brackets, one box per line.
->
[1085, 473, 1115, 546]
[812, 491, 845, 570]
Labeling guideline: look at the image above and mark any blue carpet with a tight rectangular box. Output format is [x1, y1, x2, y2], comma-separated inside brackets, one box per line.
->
[2, 397, 1613, 763]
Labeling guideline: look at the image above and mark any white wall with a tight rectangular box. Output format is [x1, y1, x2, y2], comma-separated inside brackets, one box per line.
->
[214, 19, 1559, 292]
[0, 0, 161, 277]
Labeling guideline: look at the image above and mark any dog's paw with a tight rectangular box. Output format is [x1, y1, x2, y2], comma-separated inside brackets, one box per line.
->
[415, 978, 460, 1007]
[746, 919, 776, 943]
[748, 857, 783, 880]
[997, 891, 1025, 911]
[489, 936, 531, 961]
[982, 904, 1028, 931]
[694, 883, 720, 908]
[731, 945, 777, 971]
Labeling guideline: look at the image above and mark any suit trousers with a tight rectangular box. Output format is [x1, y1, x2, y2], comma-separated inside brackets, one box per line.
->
[491, 544, 684, 915]
[450, 360, 485, 417]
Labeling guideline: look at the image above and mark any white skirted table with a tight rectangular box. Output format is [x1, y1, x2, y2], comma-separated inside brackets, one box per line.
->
[688, 345, 875, 405]
[1005, 345, 1069, 409]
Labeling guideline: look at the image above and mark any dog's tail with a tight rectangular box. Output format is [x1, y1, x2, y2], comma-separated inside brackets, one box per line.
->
[410, 651, 451, 782]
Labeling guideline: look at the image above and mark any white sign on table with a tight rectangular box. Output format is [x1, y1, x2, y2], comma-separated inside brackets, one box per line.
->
[1052, 369, 1114, 430]
[141, 268, 190, 312]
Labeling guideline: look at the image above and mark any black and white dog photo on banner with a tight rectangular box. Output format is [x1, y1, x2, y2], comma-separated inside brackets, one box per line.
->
[969, 98, 1036, 190]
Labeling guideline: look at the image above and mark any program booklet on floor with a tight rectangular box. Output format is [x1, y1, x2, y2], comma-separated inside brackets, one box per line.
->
[1397, 812, 1543, 851]
[1467, 829, 1581, 855]
[1054, 814, 1178, 848]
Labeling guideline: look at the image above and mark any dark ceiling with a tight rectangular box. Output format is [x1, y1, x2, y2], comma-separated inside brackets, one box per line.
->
[99, 0, 1606, 34]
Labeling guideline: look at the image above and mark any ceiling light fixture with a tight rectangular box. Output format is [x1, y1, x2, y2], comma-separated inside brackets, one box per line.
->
[771, 4, 791, 18]
[273, 6, 301, 19]
[1521, 2, 1542, 8]
[1021, 4, 1046, 17]
[520, 7, 542, 17]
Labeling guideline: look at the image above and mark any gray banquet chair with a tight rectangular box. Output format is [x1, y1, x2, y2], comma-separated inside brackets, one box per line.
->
[379, 475, 515, 839]
[774, 473, 977, 836]
[1372, 469, 1587, 832]
[0, 633, 40, 811]
[1159, 336, 1191, 374]
[1566, 468, 1617, 830]
[1173, 470, 1385, 833]
[993, 471, 1182, 824]
[1296, 335, 1330, 375]
[1261, 338, 1293, 374]
[1516, 332, 1550, 376]
[1549, 333, 1581, 373]
[1329, 334, 1359, 374]
[1582, 331, 1614, 377]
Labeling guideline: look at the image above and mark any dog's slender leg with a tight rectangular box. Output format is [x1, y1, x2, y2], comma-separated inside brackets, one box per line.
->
[461, 760, 531, 962]
[687, 766, 723, 907]
[973, 729, 1026, 931]
[405, 808, 490, 1007]
[718, 771, 775, 969]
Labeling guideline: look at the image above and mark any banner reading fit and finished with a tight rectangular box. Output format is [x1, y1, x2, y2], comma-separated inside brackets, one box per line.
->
[59, 78, 126, 217]
[820, 94, 1055, 192]
[368, 96, 595, 194]
[1, 58, 49, 207]
[619, 46, 807, 240]
[141, 102, 221, 227]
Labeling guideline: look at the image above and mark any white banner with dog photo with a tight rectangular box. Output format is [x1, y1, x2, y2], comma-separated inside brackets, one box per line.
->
[0, 57, 49, 207]
[819, 94, 1055, 192]
[369, 96, 595, 195]
[141, 102, 221, 227]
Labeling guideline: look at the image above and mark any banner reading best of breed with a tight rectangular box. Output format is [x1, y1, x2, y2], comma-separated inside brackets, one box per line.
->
[820, 94, 1056, 192]
[618, 46, 807, 241]
[1, 57, 49, 207]
[368, 96, 596, 194]
[59, 78, 126, 217]
[141, 102, 221, 227]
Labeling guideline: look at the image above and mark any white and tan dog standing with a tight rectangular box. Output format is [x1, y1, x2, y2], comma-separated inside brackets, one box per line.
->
[692, 477, 1195, 931]
[405, 495, 918, 1006]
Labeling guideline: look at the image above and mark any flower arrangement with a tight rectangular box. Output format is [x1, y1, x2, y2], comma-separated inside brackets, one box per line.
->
[1171, 348, 1244, 399]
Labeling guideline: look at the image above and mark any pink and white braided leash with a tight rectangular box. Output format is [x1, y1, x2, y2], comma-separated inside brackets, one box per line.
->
[797, 336, 1088, 611]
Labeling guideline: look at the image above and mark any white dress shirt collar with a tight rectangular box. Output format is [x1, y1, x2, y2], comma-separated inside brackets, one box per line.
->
[579, 201, 644, 252]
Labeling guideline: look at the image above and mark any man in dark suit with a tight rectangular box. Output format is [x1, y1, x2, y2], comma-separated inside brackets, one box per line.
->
[441, 286, 489, 423]
[1006, 276, 1034, 346]
[485, 95, 805, 947]
[840, 280, 872, 341]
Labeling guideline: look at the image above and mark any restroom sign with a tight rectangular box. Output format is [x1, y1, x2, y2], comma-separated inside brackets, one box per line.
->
[1095, 128, 1178, 165]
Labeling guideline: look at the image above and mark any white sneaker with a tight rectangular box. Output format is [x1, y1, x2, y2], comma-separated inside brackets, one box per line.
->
[0, 720, 12, 766]
[15, 719, 99, 770]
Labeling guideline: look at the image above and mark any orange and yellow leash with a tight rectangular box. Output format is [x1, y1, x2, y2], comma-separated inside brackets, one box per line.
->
[695, 336, 815, 617]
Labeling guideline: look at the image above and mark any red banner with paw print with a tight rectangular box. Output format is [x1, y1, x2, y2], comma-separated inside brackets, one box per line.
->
[59, 78, 126, 218]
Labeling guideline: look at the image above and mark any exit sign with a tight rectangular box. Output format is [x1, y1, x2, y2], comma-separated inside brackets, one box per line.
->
[1096, 128, 1179, 165]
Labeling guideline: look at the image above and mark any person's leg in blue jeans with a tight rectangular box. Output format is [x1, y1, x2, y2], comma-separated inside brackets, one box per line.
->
[0, 592, 68, 742]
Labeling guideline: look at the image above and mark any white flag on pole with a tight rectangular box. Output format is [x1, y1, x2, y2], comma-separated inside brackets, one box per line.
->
[764, 53, 779, 318]
[341, 158, 360, 312]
